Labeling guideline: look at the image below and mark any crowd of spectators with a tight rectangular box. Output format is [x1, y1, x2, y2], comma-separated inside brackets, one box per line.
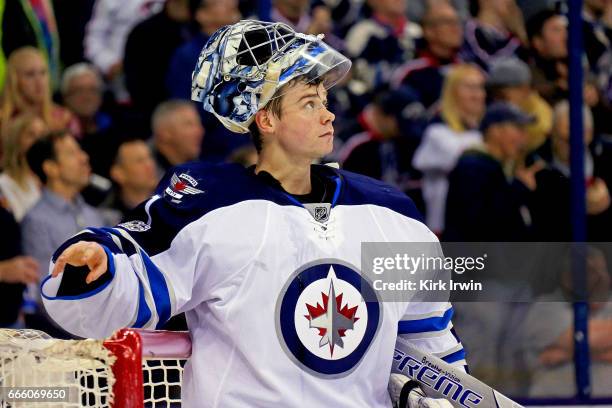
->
[0, 0, 611, 397]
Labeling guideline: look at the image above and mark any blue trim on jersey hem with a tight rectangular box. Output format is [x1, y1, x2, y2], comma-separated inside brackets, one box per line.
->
[397, 307, 454, 334]
[441, 348, 466, 364]
[41, 245, 116, 301]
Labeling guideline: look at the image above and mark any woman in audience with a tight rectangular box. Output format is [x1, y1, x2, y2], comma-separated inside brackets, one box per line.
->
[0, 114, 46, 221]
[0, 47, 76, 137]
[413, 63, 486, 235]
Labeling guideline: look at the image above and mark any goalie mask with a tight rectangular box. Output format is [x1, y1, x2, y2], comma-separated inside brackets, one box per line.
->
[191, 20, 351, 133]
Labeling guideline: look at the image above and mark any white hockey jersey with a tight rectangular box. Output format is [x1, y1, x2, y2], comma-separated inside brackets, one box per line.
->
[41, 163, 465, 408]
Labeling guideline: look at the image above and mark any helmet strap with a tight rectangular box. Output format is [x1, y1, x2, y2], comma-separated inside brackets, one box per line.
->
[258, 61, 282, 109]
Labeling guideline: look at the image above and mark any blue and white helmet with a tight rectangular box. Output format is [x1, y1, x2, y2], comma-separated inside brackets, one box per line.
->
[191, 20, 351, 133]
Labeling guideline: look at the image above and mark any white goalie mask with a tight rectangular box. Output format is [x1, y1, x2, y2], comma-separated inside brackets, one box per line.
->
[191, 20, 351, 133]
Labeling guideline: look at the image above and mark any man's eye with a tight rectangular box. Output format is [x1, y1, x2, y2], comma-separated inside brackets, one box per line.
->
[305, 101, 315, 109]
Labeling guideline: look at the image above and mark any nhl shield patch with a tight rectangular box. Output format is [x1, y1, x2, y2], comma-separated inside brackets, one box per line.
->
[275, 261, 381, 377]
[303, 203, 331, 223]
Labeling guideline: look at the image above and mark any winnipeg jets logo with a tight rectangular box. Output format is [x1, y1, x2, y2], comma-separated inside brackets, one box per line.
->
[305, 273, 359, 357]
[164, 173, 204, 204]
[276, 261, 381, 377]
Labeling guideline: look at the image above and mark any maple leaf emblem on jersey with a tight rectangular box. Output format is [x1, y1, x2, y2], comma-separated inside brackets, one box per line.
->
[304, 280, 359, 357]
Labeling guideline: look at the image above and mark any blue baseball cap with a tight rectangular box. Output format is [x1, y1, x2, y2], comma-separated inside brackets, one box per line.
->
[479, 102, 536, 133]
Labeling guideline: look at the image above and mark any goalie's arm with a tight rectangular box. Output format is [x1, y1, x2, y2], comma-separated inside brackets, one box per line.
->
[41, 227, 185, 340]
[41, 164, 216, 339]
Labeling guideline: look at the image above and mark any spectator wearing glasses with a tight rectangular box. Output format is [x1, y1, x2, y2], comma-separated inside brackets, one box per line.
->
[392, 0, 464, 109]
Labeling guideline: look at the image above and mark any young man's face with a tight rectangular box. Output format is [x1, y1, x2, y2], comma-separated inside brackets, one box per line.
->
[112, 140, 159, 193]
[269, 82, 335, 161]
[534, 16, 567, 59]
[49, 135, 91, 190]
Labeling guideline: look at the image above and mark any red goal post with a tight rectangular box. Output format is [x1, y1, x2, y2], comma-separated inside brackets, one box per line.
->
[104, 329, 191, 408]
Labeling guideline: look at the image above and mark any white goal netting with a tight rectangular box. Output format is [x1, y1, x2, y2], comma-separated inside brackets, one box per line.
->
[0, 329, 115, 407]
[0, 329, 189, 408]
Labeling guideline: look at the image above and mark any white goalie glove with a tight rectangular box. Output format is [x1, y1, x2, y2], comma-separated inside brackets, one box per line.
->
[389, 374, 454, 408]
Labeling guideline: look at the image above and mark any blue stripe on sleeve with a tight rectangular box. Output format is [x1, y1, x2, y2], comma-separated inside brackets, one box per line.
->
[441, 348, 466, 364]
[450, 327, 461, 342]
[397, 307, 454, 334]
[89, 227, 138, 256]
[52, 230, 122, 262]
[139, 249, 172, 329]
[133, 279, 152, 328]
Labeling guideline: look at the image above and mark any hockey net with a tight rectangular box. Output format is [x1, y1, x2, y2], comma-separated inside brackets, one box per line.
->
[0, 328, 191, 407]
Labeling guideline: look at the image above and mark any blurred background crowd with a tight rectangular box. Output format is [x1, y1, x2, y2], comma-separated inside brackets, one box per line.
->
[0, 0, 611, 399]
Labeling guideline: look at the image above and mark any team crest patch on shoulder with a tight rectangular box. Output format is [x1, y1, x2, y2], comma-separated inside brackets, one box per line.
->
[118, 220, 151, 232]
[275, 261, 381, 377]
[164, 172, 205, 204]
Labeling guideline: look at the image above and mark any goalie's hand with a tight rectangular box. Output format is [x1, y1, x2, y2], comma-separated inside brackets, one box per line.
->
[389, 374, 453, 408]
[408, 384, 454, 408]
[51, 242, 108, 284]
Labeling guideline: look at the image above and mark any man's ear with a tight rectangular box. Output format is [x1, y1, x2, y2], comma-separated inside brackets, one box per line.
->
[532, 36, 543, 54]
[254, 109, 275, 134]
[42, 159, 58, 181]
[110, 164, 125, 185]
[156, 126, 170, 144]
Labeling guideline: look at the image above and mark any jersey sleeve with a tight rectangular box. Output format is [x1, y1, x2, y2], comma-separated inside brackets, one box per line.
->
[396, 240, 467, 370]
[397, 302, 467, 369]
[40, 165, 225, 339]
